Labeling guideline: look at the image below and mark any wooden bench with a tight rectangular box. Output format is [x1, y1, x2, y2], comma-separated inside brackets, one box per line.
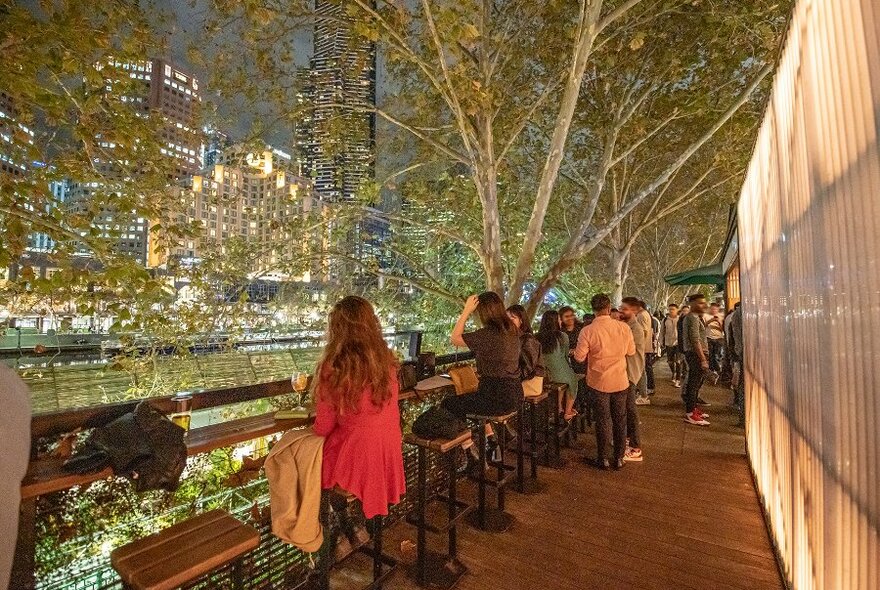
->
[110, 509, 259, 590]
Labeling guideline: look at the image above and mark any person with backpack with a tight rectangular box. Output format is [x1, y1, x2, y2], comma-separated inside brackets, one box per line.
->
[536, 309, 579, 421]
[507, 305, 545, 398]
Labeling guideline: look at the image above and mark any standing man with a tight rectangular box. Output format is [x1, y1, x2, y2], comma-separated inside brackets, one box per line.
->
[682, 294, 711, 426]
[573, 293, 635, 470]
[647, 308, 661, 396]
[1, 364, 31, 589]
[704, 302, 726, 374]
[728, 302, 745, 427]
[676, 304, 690, 401]
[619, 299, 645, 462]
[634, 300, 653, 405]
[661, 304, 683, 387]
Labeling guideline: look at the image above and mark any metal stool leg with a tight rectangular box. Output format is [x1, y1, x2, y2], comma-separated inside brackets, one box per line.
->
[516, 407, 526, 492]
[477, 419, 487, 528]
[447, 450, 458, 558]
[317, 491, 332, 590]
[530, 401, 539, 480]
[496, 422, 506, 512]
[372, 515, 384, 586]
[416, 446, 427, 586]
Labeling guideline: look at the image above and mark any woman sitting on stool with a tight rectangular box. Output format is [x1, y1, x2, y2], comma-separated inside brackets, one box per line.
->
[443, 292, 523, 470]
[313, 295, 406, 520]
[536, 310, 579, 421]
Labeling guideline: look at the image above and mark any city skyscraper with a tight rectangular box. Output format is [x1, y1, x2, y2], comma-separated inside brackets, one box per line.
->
[0, 90, 34, 177]
[67, 58, 203, 265]
[305, 0, 377, 203]
[299, 1, 385, 281]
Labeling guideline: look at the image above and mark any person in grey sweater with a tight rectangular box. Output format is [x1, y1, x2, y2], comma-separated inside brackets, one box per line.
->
[682, 293, 711, 425]
[619, 299, 646, 461]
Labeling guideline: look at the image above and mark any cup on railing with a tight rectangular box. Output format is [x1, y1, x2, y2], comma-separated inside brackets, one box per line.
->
[170, 393, 193, 433]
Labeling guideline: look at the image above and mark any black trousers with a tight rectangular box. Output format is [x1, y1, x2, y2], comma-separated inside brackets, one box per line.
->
[592, 388, 628, 462]
[645, 353, 656, 391]
[708, 339, 724, 372]
[664, 345, 683, 381]
[683, 351, 706, 414]
[626, 382, 641, 448]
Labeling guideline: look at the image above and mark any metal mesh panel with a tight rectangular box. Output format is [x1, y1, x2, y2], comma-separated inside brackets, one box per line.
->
[35, 388, 453, 590]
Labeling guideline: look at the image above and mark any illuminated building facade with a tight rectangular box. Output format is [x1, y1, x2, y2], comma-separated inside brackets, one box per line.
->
[67, 59, 202, 265]
[153, 148, 317, 281]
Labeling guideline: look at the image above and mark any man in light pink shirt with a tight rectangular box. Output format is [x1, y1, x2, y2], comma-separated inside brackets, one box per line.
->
[573, 293, 635, 470]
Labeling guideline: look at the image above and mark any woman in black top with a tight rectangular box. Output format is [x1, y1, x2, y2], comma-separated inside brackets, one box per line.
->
[443, 292, 523, 419]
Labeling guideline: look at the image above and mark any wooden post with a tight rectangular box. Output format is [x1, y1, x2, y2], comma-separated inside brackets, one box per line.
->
[11, 498, 36, 590]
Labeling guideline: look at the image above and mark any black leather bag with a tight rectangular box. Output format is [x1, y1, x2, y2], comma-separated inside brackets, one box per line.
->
[63, 401, 187, 492]
[412, 406, 468, 440]
[398, 361, 419, 391]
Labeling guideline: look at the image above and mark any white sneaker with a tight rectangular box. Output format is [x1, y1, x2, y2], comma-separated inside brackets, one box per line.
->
[673, 380, 681, 388]
[624, 448, 643, 462]
[685, 411, 710, 426]
[635, 396, 651, 406]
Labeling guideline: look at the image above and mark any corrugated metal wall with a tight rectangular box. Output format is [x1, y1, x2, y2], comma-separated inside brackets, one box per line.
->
[737, 1, 880, 588]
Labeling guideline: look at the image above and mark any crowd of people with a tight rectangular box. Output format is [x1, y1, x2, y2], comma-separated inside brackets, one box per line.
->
[1, 292, 747, 588]
[441, 290, 746, 471]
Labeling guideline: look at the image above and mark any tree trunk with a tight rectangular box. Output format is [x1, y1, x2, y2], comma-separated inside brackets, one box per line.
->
[610, 247, 631, 305]
[507, 5, 602, 304]
[474, 162, 505, 294]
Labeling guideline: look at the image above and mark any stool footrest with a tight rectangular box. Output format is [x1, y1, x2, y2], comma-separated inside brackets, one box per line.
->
[470, 463, 516, 489]
[405, 496, 472, 534]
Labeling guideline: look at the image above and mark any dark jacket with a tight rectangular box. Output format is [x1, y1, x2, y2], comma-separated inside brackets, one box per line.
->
[519, 333, 546, 381]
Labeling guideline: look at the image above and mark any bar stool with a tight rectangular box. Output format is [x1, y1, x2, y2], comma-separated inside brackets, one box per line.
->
[464, 410, 517, 533]
[539, 383, 568, 469]
[403, 430, 473, 589]
[512, 393, 549, 495]
[315, 488, 398, 590]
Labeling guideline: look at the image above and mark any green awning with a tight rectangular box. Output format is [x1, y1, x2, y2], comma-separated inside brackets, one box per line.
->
[664, 263, 724, 287]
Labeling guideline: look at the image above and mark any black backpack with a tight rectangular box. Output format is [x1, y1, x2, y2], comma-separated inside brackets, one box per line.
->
[63, 401, 187, 492]
[412, 406, 468, 440]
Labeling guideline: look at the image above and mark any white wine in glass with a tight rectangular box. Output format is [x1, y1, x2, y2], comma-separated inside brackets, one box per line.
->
[291, 372, 309, 411]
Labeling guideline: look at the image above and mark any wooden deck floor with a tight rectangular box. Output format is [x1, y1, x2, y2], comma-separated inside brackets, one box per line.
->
[372, 364, 784, 590]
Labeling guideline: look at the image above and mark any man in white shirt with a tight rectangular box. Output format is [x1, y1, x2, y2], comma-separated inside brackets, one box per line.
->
[703, 303, 726, 373]
[1, 364, 31, 589]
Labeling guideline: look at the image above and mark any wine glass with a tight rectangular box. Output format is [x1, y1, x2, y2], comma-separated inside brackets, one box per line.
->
[291, 371, 309, 412]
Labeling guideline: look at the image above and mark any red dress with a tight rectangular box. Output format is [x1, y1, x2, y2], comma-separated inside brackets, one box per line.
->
[313, 367, 406, 518]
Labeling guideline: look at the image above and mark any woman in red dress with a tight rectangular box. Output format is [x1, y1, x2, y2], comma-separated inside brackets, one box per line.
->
[313, 295, 406, 519]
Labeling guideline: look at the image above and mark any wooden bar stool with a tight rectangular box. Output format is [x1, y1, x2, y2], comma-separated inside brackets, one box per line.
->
[464, 410, 517, 533]
[403, 430, 473, 589]
[512, 392, 549, 495]
[111, 509, 259, 590]
[315, 488, 398, 590]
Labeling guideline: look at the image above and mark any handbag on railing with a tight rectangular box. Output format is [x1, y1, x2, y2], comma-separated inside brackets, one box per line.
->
[448, 365, 479, 395]
[398, 361, 419, 391]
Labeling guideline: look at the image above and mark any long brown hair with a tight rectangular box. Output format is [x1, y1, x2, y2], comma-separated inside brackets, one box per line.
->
[316, 296, 398, 414]
[477, 291, 515, 332]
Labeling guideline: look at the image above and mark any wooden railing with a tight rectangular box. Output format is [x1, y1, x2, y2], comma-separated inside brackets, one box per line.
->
[14, 351, 474, 590]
